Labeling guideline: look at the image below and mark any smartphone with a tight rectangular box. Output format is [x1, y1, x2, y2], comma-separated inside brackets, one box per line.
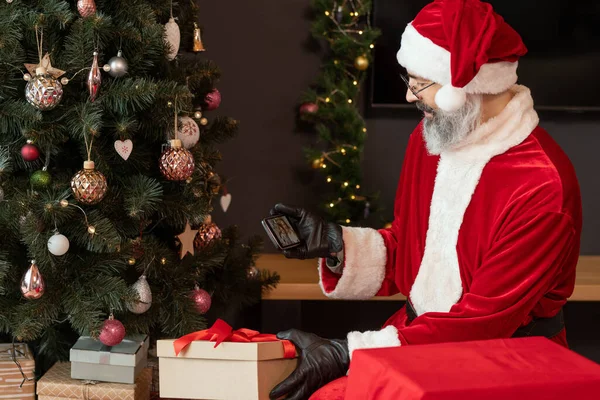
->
[261, 214, 302, 250]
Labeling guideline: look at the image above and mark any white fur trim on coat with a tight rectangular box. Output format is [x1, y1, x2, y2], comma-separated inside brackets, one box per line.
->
[318, 226, 387, 300]
[410, 85, 540, 316]
[397, 23, 518, 95]
[347, 325, 401, 360]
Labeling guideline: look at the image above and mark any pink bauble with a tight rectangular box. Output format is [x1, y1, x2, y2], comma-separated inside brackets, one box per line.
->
[21, 143, 40, 162]
[299, 102, 318, 115]
[99, 316, 126, 346]
[204, 89, 221, 111]
[191, 288, 212, 314]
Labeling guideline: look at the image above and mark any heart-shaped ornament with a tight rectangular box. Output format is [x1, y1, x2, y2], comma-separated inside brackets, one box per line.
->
[114, 139, 133, 160]
[220, 193, 232, 212]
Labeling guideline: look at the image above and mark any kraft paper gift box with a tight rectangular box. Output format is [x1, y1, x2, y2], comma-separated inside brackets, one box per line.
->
[0, 343, 35, 399]
[37, 361, 151, 400]
[157, 334, 297, 400]
[70, 334, 149, 384]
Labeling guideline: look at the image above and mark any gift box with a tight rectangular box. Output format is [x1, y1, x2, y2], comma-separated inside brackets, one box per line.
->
[157, 319, 297, 400]
[70, 334, 149, 384]
[345, 336, 600, 400]
[0, 343, 36, 399]
[37, 361, 151, 400]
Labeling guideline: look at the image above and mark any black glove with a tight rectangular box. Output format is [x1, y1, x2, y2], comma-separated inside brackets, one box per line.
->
[269, 329, 349, 400]
[269, 203, 343, 260]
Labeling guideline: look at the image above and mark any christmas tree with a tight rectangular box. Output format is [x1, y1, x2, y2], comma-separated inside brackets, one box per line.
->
[298, 0, 381, 226]
[0, 0, 278, 370]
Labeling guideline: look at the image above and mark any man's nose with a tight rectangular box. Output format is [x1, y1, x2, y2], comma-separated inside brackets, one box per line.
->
[406, 88, 419, 103]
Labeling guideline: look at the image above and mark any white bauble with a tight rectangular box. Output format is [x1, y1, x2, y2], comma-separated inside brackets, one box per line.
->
[178, 116, 200, 149]
[127, 275, 152, 314]
[47, 232, 70, 256]
[164, 17, 181, 61]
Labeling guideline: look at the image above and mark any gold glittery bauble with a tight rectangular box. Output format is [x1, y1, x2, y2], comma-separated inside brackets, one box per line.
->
[70, 161, 107, 205]
[194, 217, 222, 250]
[159, 140, 195, 181]
[312, 159, 322, 169]
[354, 55, 369, 71]
[25, 72, 63, 111]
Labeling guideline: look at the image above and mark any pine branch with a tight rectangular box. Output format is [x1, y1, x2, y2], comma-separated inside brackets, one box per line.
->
[123, 175, 163, 219]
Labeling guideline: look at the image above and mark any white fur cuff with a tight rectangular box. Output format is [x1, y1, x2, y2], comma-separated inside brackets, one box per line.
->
[347, 325, 401, 360]
[318, 226, 387, 299]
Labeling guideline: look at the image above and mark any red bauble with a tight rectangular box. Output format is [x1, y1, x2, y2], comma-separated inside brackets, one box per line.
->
[99, 314, 126, 346]
[300, 102, 319, 115]
[21, 143, 40, 162]
[204, 89, 221, 111]
[191, 287, 211, 314]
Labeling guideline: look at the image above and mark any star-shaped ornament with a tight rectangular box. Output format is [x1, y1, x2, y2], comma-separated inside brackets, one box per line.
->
[176, 222, 196, 259]
[24, 53, 66, 78]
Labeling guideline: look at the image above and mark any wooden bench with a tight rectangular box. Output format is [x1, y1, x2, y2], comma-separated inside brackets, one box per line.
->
[257, 254, 600, 301]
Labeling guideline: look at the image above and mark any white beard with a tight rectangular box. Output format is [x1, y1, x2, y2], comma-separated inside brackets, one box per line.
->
[422, 94, 483, 155]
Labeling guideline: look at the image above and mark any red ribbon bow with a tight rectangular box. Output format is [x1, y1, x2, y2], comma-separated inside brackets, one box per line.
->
[173, 319, 296, 358]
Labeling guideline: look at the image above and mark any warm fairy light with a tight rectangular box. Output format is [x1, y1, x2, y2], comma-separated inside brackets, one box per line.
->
[348, 99, 353, 104]
[322, 164, 327, 168]
[363, 128, 367, 133]
[325, 11, 330, 16]
[355, 184, 360, 189]
[344, 182, 349, 187]
[325, 97, 330, 102]
[341, 148, 346, 154]
[351, 195, 356, 200]
[329, 203, 335, 208]
[370, 44, 374, 49]
[346, 219, 351, 223]
[87, 226, 96, 234]
[327, 177, 332, 182]
[358, 30, 363, 35]
[353, 146, 358, 150]
[353, 80, 358, 85]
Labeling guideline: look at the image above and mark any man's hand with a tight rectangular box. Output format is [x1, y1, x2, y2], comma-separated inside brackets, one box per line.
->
[269, 329, 349, 400]
[269, 203, 343, 260]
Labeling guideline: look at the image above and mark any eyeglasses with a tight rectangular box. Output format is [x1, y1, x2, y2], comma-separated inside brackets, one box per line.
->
[400, 74, 436, 98]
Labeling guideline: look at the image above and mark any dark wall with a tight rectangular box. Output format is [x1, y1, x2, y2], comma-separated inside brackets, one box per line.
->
[198, 1, 600, 255]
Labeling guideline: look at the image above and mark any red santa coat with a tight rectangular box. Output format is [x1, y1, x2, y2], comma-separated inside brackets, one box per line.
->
[318, 85, 582, 356]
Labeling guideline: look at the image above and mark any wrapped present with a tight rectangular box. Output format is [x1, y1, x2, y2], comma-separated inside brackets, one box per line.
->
[345, 336, 600, 400]
[37, 362, 151, 400]
[0, 343, 36, 399]
[70, 334, 149, 384]
[157, 319, 297, 400]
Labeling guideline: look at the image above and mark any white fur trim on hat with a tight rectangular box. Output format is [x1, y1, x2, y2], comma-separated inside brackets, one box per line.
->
[347, 325, 401, 360]
[435, 84, 467, 112]
[397, 23, 519, 95]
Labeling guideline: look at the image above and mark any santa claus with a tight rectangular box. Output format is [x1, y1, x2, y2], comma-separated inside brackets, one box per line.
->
[269, 0, 582, 399]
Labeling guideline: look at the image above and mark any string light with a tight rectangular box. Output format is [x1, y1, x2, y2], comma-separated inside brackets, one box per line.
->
[370, 44, 374, 49]
[348, 99, 353, 104]
[329, 203, 335, 208]
[355, 184, 361, 189]
[322, 164, 327, 168]
[351, 195, 356, 200]
[358, 30, 363, 35]
[346, 219, 351, 223]
[353, 80, 358, 85]
[87, 225, 96, 234]
[325, 97, 331, 102]
[325, 11, 330, 16]
[344, 182, 349, 187]
[327, 177, 332, 182]
[341, 148, 346, 154]
[363, 128, 367, 133]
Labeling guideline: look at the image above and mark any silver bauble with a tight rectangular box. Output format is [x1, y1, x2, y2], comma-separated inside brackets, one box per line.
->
[25, 71, 63, 111]
[107, 50, 128, 78]
[127, 274, 152, 314]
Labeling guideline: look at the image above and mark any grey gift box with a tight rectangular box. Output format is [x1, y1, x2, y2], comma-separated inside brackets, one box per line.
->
[69, 334, 149, 384]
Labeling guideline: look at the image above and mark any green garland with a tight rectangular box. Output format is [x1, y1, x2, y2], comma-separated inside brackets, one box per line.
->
[299, 0, 381, 226]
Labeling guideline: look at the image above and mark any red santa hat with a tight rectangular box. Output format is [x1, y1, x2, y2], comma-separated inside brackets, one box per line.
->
[397, 0, 528, 112]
